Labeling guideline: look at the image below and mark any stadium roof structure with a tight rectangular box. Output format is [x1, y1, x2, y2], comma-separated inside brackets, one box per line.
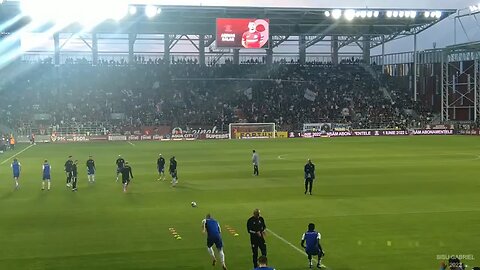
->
[0, 2, 457, 49]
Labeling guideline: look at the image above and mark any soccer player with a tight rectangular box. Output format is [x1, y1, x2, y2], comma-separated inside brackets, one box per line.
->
[11, 158, 21, 189]
[121, 161, 133, 192]
[64, 156, 74, 187]
[252, 150, 259, 176]
[169, 156, 178, 186]
[71, 160, 79, 192]
[254, 256, 276, 270]
[157, 154, 166, 181]
[86, 156, 96, 183]
[301, 223, 325, 269]
[247, 209, 267, 268]
[42, 160, 51, 191]
[242, 21, 262, 48]
[202, 214, 227, 270]
[116, 155, 125, 182]
[304, 159, 315, 195]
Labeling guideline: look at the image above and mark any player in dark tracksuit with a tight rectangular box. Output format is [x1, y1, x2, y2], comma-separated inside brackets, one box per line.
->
[304, 159, 315, 195]
[64, 156, 74, 187]
[71, 160, 78, 191]
[157, 154, 166, 181]
[169, 156, 178, 186]
[86, 156, 96, 183]
[121, 162, 133, 193]
[116, 155, 125, 182]
[247, 209, 267, 268]
[301, 223, 325, 269]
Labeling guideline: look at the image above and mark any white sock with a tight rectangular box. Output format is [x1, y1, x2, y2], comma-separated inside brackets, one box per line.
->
[219, 249, 225, 264]
[47, 181, 51, 189]
[42, 182, 45, 189]
[15, 180, 19, 186]
[92, 175, 95, 182]
[207, 247, 215, 259]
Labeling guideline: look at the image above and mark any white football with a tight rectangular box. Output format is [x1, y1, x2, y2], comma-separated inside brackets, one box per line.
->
[191, 201, 197, 207]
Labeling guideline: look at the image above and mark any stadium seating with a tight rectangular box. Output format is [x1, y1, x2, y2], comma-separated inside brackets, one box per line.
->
[0, 61, 430, 135]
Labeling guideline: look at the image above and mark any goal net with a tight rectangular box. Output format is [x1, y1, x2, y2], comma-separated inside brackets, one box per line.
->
[228, 123, 276, 139]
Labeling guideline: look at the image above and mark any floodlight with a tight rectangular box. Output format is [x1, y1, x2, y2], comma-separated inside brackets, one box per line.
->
[0, 0, 4, 4]
[434, 11, 442, 18]
[332, 9, 342, 20]
[360, 11, 367, 18]
[392, 11, 399, 17]
[409, 11, 417, 18]
[145, 5, 158, 18]
[399, 11, 404, 18]
[344, 9, 356, 21]
[324, 11, 331, 17]
[386, 11, 393, 18]
[129, 6, 137, 15]
[424, 11, 431, 18]
[373, 11, 379, 17]
[367, 11, 373, 18]
[355, 11, 362, 17]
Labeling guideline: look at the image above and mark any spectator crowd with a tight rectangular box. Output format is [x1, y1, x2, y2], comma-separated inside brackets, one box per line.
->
[0, 60, 431, 135]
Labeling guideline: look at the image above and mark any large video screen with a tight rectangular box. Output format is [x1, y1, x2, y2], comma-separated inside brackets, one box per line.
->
[216, 18, 269, 49]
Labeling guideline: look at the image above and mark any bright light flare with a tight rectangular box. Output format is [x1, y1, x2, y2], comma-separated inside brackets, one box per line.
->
[331, 9, 342, 20]
[145, 5, 159, 18]
[20, 0, 130, 24]
[344, 9, 356, 21]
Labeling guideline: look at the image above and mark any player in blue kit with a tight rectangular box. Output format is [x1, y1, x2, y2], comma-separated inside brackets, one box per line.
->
[11, 158, 21, 189]
[86, 156, 96, 183]
[42, 160, 51, 191]
[254, 256, 276, 270]
[202, 214, 227, 270]
[301, 223, 325, 269]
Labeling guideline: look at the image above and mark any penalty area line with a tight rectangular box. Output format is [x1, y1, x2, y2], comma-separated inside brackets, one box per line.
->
[0, 144, 35, 165]
[127, 141, 136, 146]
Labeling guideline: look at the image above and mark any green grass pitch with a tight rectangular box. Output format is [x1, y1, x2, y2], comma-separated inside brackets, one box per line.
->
[0, 136, 479, 270]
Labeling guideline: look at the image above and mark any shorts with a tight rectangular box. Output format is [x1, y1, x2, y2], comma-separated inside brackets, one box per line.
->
[170, 170, 177, 178]
[122, 178, 130, 184]
[158, 166, 165, 173]
[87, 169, 95, 175]
[13, 173, 20, 178]
[207, 236, 223, 249]
[43, 175, 51, 181]
[117, 167, 122, 174]
[306, 247, 324, 256]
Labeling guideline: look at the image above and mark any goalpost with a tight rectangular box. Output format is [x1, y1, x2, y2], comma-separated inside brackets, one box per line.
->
[228, 123, 276, 139]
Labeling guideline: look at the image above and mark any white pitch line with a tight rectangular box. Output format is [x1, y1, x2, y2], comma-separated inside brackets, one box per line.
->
[0, 144, 35, 165]
[127, 141, 136, 146]
[277, 154, 288, 160]
[267, 228, 325, 267]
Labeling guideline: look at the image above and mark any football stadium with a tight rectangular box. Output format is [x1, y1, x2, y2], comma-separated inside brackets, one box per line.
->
[0, 0, 479, 269]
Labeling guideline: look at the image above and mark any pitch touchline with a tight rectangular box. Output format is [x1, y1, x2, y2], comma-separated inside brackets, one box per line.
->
[0, 144, 35, 165]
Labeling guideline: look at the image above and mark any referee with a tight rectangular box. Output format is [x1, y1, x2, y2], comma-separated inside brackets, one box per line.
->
[247, 209, 267, 268]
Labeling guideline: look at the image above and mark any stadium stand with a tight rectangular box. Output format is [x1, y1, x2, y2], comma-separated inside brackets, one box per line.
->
[0, 61, 431, 135]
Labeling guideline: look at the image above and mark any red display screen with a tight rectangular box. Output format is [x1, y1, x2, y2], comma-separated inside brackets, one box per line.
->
[216, 18, 269, 49]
